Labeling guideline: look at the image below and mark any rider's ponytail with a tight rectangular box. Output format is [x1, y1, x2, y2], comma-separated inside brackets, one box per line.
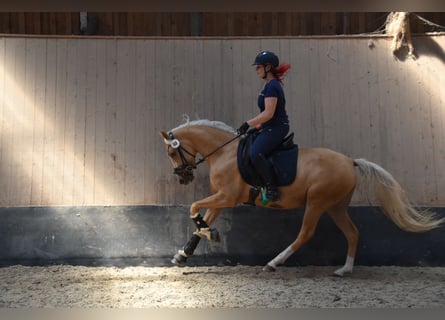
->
[273, 63, 291, 85]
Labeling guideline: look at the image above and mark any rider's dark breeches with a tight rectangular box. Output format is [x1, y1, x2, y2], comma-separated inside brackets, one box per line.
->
[248, 124, 289, 162]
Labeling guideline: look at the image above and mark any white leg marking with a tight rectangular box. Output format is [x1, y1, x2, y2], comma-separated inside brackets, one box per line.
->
[334, 255, 354, 277]
[266, 245, 295, 269]
[190, 212, 199, 219]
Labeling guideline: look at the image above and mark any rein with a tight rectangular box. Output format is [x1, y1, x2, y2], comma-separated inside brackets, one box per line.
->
[195, 134, 241, 165]
[168, 131, 241, 166]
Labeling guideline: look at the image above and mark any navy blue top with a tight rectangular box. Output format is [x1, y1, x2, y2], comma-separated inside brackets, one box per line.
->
[257, 79, 288, 128]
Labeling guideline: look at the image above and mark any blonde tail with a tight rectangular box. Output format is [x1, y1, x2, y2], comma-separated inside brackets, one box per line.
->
[354, 158, 444, 232]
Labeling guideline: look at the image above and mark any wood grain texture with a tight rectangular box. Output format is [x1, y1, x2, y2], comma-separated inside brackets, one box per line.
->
[0, 36, 444, 206]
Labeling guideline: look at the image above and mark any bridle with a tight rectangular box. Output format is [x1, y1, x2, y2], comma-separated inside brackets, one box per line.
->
[166, 131, 241, 185]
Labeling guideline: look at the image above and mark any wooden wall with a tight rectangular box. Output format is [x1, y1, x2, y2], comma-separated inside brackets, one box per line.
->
[1, 12, 445, 36]
[0, 35, 444, 207]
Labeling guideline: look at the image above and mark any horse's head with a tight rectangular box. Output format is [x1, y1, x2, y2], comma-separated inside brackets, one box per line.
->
[160, 130, 197, 185]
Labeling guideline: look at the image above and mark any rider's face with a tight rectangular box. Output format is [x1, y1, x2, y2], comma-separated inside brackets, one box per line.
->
[255, 64, 265, 78]
[255, 64, 271, 79]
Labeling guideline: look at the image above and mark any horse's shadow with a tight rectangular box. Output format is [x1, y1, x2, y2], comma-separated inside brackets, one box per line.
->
[394, 36, 445, 63]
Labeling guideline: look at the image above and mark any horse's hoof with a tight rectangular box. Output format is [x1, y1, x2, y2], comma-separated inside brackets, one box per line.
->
[333, 268, 352, 277]
[171, 253, 187, 265]
[195, 228, 221, 242]
[210, 228, 221, 242]
[263, 264, 276, 272]
[333, 271, 344, 277]
[333, 270, 352, 277]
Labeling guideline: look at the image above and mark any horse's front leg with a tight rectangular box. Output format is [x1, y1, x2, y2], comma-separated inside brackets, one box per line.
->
[189, 191, 235, 241]
[191, 207, 222, 242]
[171, 192, 235, 265]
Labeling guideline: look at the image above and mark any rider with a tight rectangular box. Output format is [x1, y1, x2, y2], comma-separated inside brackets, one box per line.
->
[237, 50, 291, 202]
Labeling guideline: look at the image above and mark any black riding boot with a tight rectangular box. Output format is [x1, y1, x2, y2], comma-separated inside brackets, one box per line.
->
[252, 153, 280, 201]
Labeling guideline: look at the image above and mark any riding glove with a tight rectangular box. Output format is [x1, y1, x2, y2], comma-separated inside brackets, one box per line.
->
[247, 127, 259, 135]
[237, 122, 249, 135]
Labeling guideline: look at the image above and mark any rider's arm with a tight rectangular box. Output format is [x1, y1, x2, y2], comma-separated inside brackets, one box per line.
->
[246, 97, 277, 127]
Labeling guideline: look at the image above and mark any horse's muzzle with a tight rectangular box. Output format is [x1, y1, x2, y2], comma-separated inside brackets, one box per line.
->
[173, 165, 196, 185]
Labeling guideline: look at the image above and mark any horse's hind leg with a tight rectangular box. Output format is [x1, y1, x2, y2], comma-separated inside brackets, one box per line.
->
[264, 204, 326, 272]
[327, 196, 359, 277]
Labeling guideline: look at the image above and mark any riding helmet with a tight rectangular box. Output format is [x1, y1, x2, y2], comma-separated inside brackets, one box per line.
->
[252, 51, 279, 68]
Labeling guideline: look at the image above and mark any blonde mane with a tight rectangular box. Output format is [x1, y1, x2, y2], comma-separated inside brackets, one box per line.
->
[172, 117, 237, 135]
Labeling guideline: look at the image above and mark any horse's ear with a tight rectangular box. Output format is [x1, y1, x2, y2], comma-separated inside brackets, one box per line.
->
[160, 131, 170, 143]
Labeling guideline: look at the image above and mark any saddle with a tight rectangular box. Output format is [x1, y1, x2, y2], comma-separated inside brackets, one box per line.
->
[237, 131, 299, 204]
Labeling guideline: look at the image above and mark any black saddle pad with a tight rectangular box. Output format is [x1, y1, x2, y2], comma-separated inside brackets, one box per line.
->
[237, 132, 299, 187]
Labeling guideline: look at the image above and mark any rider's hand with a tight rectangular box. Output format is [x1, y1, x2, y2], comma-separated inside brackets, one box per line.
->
[237, 122, 249, 135]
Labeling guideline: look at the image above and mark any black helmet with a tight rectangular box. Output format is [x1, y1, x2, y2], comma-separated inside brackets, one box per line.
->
[253, 51, 279, 68]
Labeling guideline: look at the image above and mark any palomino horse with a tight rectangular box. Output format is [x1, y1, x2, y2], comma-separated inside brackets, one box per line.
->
[160, 119, 444, 276]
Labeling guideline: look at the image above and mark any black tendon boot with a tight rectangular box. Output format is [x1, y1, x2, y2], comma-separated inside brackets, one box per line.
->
[252, 153, 280, 201]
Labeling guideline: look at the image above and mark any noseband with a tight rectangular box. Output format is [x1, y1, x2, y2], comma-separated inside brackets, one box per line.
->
[166, 131, 241, 185]
[168, 132, 197, 185]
